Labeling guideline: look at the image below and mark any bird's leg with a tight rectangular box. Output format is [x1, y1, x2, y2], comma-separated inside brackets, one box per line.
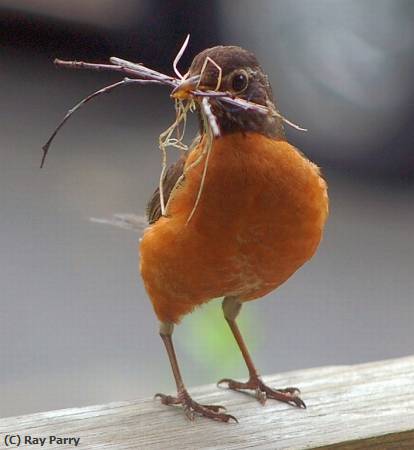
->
[155, 322, 237, 422]
[217, 297, 306, 408]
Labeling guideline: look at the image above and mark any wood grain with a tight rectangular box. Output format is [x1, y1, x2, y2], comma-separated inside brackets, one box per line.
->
[1, 356, 413, 449]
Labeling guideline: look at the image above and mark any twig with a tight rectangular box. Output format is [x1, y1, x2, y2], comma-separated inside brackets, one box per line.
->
[53, 59, 147, 81]
[40, 78, 163, 168]
[51, 57, 304, 122]
[43, 51, 307, 169]
[109, 57, 177, 85]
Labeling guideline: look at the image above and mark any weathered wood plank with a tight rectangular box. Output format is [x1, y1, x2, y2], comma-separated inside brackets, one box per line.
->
[1, 356, 413, 449]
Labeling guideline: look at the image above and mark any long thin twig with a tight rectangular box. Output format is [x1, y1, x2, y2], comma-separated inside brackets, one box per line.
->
[43, 52, 306, 170]
[51, 57, 306, 123]
[40, 78, 163, 168]
[53, 59, 149, 80]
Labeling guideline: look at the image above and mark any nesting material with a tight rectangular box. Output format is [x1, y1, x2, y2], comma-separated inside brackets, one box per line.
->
[41, 36, 306, 223]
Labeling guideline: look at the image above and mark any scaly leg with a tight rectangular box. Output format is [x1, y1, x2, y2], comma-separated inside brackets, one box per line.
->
[155, 322, 238, 422]
[217, 297, 306, 408]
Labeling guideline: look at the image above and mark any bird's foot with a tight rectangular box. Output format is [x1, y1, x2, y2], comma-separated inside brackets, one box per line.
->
[155, 389, 238, 423]
[217, 375, 306, 408]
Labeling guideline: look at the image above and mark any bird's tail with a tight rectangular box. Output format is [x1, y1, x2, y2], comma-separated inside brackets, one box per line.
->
[90, 213, 148, 234]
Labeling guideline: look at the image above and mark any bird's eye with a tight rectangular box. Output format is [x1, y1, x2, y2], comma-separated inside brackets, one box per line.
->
[231, 71, 248, 93]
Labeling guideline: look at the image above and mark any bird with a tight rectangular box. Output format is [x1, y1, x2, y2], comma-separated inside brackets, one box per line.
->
[140, 45, 329, 423]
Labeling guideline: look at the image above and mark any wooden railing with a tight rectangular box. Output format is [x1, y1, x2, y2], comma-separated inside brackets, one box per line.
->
[1, 356, 413, 449]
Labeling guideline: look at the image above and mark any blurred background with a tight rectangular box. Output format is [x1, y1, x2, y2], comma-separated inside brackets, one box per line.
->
[1, 0, 413, 418]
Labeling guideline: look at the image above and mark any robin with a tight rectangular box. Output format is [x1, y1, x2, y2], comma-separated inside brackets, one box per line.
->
[140, 45, 329, 422]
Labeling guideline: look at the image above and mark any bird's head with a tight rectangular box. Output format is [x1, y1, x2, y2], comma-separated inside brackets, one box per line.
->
[171, 46, 285, 139]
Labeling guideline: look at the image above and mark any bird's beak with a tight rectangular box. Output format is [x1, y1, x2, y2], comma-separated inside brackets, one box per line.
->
[171, 75, 200, 100]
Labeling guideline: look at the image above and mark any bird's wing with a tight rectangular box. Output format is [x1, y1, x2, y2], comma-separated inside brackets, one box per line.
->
[146, 134, 201, 224]
[146, 155, 187, 224]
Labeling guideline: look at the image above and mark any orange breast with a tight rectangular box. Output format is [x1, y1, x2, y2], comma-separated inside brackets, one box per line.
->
[140, 133, 328, 323]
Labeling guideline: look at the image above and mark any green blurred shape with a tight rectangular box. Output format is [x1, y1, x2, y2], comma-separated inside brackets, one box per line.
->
[177, 298, 260, 377]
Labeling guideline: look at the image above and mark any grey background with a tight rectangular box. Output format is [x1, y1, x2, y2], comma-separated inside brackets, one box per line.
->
[1, 0, 413, 418]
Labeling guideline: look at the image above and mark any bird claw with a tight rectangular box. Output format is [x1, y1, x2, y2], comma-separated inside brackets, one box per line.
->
[155, 390, 237, 422]
[217, 376, 306, 409]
